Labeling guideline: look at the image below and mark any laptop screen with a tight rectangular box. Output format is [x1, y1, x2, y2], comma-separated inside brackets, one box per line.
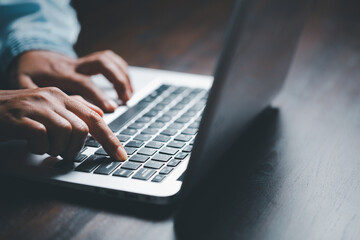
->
[181, 0, 312, 195]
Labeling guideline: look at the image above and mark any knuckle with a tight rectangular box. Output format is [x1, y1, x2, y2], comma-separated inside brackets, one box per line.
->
[74, 122, 89, 137]
[88, 110, 102, 125]
[103, 50, 114, 56]
[119, 57, 128, 67]
[59, 120, 72, 133]
[46, 86, 62, 94]
[73, 95, 85, 101]
[33, 123, 47, 136]
[95, 53, 108, 63]
[37, 87, 65, 100]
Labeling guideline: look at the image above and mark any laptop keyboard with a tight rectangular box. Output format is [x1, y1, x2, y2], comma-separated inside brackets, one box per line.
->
[72, 85, 208, 183]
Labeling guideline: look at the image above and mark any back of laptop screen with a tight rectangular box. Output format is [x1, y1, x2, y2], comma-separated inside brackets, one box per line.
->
[181, 0, 312, 195]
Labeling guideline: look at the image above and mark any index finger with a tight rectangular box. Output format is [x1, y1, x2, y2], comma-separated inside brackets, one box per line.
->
[65, 98, 127, 161]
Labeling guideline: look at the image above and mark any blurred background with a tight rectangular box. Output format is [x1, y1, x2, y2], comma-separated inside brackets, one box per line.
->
[72, 0, 233, 75]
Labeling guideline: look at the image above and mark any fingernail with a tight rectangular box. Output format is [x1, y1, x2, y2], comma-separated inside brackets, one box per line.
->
[107, 99, 118, 109]
[115, 146, 127, 161]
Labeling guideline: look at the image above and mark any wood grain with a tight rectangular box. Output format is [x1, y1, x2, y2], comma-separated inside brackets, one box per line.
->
[1, 0, 360, 239]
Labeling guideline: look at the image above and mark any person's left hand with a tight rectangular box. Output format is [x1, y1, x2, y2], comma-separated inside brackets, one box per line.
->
[9, 50, 134, 112]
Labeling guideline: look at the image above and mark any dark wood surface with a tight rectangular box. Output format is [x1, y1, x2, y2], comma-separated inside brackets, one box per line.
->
[1, 0, 360, 239]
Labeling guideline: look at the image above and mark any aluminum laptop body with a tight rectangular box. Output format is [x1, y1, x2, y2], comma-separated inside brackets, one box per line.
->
[0, 0, 310, 204]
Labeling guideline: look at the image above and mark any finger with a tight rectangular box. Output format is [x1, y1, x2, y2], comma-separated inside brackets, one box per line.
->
[70, 95, 104, 117]
[104, 51, 134, 93]
[75, 53, 132, 103]
[65, 98, 127, 161]
[71, 74, 118, 112]
[18, 74, 38, 89]
[20, 117, 49, 155]
[28, 110, 72, 157]
[55, 109, 89, 160]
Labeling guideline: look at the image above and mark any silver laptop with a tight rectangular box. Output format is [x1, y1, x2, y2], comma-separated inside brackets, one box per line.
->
[0, 0, 310, 204]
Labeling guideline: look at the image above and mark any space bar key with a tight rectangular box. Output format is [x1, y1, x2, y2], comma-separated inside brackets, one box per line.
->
[108, 104, 147, 132]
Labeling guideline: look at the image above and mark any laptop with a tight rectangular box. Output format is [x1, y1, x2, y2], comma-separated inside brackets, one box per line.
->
[0, 0, 311, 204]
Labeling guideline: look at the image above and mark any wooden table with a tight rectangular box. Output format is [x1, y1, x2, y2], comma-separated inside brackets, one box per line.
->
[1, 0, 360, 239]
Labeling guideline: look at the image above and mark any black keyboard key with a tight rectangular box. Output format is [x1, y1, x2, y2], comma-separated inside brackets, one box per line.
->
[167, 141, 185, 149]
[128, 123, 145, 129]
[182, 128, 198, 135]
[183, 145, 193, 152]
[113, 169, 133, 178]
[159, 166, 173, 174]
[182, 110, 197, 117]
[156, 116, 172, 123]
[188, 122, 200, 129]
[190, 104, 204, 111]
[85, 138, 100, 147]
[137, 148, 157, 156]
[132, 168, 156, 181]
[95, 148, 107, 156]
[152, 103, 167, 111]
[152, 174, 166, 183]
[133, 134, 152, 141]
[74, 153, 87, 162]
[142, 96, 156, 102]
[121, 161, 141, 170]
[152, 153, 172, 162]
[144, 160, 164, 169]
[174, 134, 192, 142]
[129, 154, 149, 163]
[153, 135, 171, 142]
[135, 117, 151, 123]
[145, 141, 164, 149]
[175, 152, 188, 160]
[117, 134, 130, 142]
[189, 139, 195, 145]
[168, 123, 184, 129]
[108, 104, 147, 132]
[175, 117, 191, 123]
[149, 122, 165, 128]
[126, 140, 144, 148]
[172, 86, 187, 94]
[192, 88, 204, 94]
[143, 110, 159, 117]
[171, 104, 186, 110]
[164, 110, 180, 117]
[141, 128, 159, 135]
[137, 100, 151, 107]
[54, 160, 74, 170]
[161, 97, 174, 104]
[167, 159, 181, 167]
[124, 147, 137, 155]
[75, 155, 104, 172]
[160, 147, 178, 155]
[94, 160, 121, 175]
[120, 129, 138, 136]
[161, 129, 178, 136]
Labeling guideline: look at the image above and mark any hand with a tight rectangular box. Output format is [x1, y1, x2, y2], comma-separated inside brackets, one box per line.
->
[0, 87, 127, 161]
[9, 50, 134, 112]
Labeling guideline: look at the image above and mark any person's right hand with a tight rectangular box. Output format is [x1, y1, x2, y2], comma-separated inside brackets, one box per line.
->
[0, 87, 127, 161]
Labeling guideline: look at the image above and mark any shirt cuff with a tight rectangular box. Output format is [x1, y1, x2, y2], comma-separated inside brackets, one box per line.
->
[0, 32, 77, 73]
